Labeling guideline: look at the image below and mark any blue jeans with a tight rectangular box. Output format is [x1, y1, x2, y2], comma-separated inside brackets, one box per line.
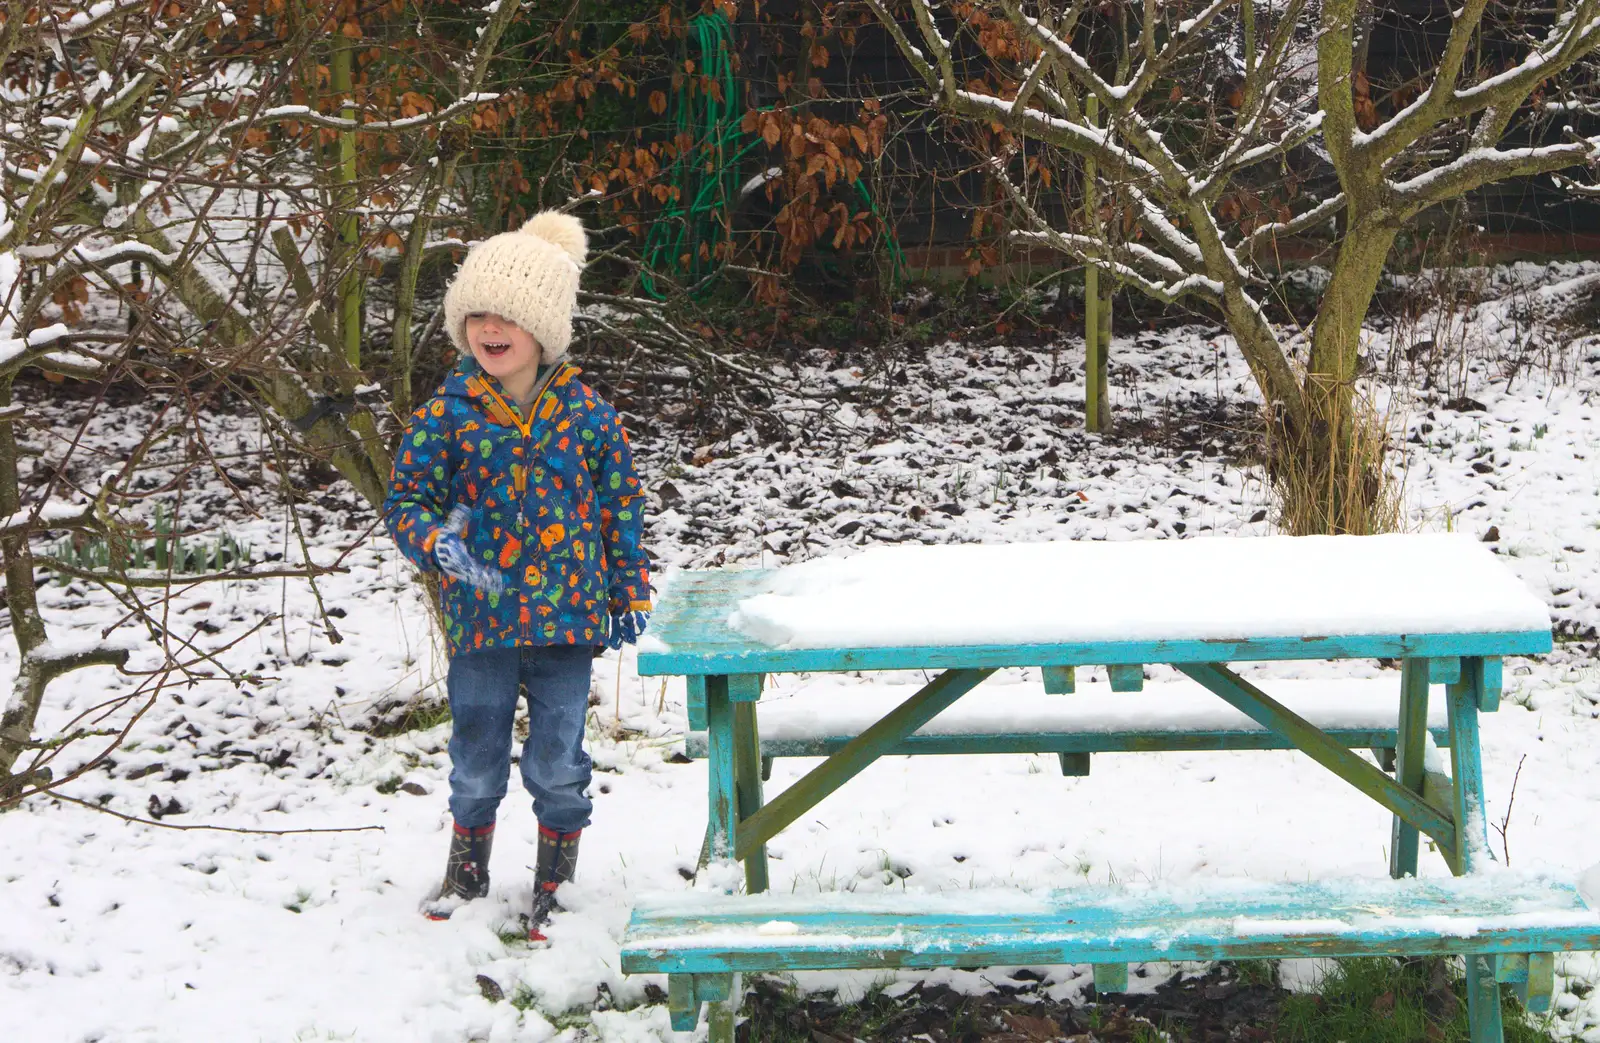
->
[445, 645, 594, 833]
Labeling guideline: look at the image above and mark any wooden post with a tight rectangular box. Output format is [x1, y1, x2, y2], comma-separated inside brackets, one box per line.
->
[1389, 658, 1429, 879]
[1083, 94, 1111, 433]
[1447, 668, 1503, 1043]
[704, 676, 737, 867]
[733, 701, 769, 893]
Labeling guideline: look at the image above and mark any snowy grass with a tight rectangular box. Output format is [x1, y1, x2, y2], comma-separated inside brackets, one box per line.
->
[1277, 957, 1558, 1043]
[5, 266, 1600, 1040]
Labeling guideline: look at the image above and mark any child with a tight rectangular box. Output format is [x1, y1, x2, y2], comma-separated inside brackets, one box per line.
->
[382, 211, 652, 942]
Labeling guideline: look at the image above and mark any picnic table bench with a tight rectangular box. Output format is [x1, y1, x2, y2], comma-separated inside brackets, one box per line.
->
[619, 536, 1600, 1042]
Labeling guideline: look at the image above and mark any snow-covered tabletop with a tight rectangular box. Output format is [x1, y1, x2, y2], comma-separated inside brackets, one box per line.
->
[637, 535, 1552, 675]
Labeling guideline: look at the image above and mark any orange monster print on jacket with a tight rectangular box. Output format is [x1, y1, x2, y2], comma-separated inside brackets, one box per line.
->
[383, 358, 652, 657]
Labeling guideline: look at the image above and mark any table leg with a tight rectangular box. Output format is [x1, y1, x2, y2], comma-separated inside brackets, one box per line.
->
[733, 701, 770, 893]
[1448, 669, 1503, 1043]
[704, 675, 738, 868]
[1390, 658, 1430, 879]
[706, 974, 739, 1043]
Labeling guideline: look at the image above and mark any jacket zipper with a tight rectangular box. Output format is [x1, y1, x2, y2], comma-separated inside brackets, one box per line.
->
[478, 363, 567, 531]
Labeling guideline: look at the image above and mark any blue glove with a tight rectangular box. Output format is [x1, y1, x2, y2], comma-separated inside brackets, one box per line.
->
[607, 610, 648, 650]
[433, 506, 504, 595]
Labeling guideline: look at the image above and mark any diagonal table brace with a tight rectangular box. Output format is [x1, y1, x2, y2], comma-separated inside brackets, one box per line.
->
[734, 667, 995, 860]
[1178, 663, 1457, 857]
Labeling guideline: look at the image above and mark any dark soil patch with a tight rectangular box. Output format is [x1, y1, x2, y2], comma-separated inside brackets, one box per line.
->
[732, 958, 1558, 1043]
[736, 964, 1282, 1043]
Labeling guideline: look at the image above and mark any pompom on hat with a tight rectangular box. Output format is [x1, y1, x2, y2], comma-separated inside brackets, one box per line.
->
[443, 210, 588, 365]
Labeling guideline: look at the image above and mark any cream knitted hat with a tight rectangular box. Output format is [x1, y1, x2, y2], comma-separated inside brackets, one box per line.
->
[443, 211, 588, 364]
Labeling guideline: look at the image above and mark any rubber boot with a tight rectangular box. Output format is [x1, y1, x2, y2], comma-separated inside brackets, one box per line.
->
[527, 825, 581, 944]
[422, 822, 494, 921]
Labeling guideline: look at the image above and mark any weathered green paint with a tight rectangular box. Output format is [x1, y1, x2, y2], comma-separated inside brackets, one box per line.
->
[682, 726, 1452, 760]
[1042, 665, 1076, 694]
[706, 977, 737, 1043]
[1093, 963, 1128, 993]
[1178, 664, 1458, 856]
[704, 677, 736, 867]
[728, 674, 763, 703]
[1371, 746, 1397, 772]
[1448, 669, 1502, 1043]
[621, 876, 1600, 976]
[667, 973, 734, 1034]
[1422, 768, 1458, 874]
[635, 569, 1550, 677]
[1429, 657, 1461, 686]
[1391, 659, 1431, 880]
[732, 669, 995, 860]
[667, 974, 697, 1031]
[732, 701, 768, 894]
[686, 675, 708, 731]
[1527, 952, 1555, 1014]
[1107, 664, 1144, 692]
[1058, 752, 1091, 776]
[1497, 953, 1529, 983]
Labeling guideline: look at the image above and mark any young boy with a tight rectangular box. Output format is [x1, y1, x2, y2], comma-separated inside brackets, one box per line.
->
[382, 210, 651, 942]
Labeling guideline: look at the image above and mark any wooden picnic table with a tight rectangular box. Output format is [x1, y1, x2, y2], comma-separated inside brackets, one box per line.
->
[620, 536, 1599, 1042]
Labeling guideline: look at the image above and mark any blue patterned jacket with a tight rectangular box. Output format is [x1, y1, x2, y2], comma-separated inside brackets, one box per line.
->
[383, 358, 651, 656]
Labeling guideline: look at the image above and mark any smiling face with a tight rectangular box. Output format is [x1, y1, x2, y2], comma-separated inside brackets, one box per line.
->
[464, 312, 542, 393]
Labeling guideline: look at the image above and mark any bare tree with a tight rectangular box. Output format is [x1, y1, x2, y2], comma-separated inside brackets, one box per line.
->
[868, 0, 1600, 532]
[0, 0, 544, 803]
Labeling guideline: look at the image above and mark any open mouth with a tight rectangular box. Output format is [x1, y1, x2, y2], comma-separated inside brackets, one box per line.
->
[481, 341, 511, 357]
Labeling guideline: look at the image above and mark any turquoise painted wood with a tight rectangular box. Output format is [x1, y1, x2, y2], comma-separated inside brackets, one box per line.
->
[644, 631, 1550, 677]
[621, 875, 1600, 975]
[1390, 659, 1431, 880]
[667, 974, 731, 1032]
[704, 677, 737, 867]
[1471, 656, 1504, 712]
[1178, 664, 1458, 855]
[638, 567, 1551, 678]
[1429, 657, 1461, 686]
[1107, 664, 1144, 692]
[686, 676, 708, 731]
[666, 975, 694, 1031]
[1496, 951, 1555, 1011]
[1042, 665, 1076, 694]
[643, 564, 1561, 1043]
[1448, 664, 1502, 1042]
[681, 725, 1453, 760]
[1093, 963, 1128, 993]
[732, 702, 768, 894]
[1527, 952, 1555, 1014]
[728, 674, 763, 702]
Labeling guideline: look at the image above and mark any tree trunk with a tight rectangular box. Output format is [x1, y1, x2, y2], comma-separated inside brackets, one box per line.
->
[1284, 220, 1401, 534]
[0, 377, 48, 785]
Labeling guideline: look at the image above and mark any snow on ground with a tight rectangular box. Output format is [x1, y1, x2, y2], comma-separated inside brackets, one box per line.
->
[6, 270, 1600, 1041]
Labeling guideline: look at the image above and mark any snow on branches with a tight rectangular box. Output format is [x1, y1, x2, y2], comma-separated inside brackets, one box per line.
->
[870, 0, 1600, 440]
